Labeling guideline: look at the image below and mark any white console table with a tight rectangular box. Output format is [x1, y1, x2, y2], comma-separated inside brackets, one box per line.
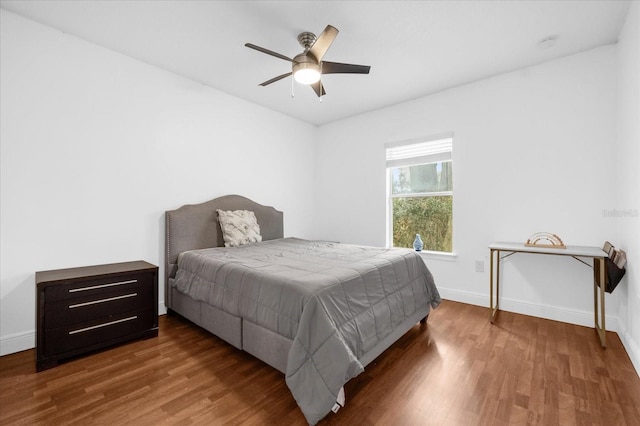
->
[488, 242, 608, 347]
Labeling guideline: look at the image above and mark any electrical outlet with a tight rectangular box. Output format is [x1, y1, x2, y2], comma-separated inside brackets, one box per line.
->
[475, 260, 484, 272]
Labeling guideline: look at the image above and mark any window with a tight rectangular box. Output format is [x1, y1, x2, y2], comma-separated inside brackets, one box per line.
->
[386, 134, 453, 253]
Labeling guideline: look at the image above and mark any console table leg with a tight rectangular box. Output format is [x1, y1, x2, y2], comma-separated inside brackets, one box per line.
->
[594, 257, 607, 348]
[490, 249, 500, 323]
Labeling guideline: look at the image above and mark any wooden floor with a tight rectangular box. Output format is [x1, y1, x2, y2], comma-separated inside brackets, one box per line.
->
[1, 300, 639, 425]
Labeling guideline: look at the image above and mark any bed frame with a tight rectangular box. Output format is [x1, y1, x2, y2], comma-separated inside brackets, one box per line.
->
[165, 194, 430, 375]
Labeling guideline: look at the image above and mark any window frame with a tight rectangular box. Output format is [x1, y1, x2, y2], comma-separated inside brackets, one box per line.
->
[385, 133, 454, 254]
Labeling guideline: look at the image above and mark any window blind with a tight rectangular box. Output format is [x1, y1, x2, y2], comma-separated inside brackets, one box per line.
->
[385, 135, 453, 168]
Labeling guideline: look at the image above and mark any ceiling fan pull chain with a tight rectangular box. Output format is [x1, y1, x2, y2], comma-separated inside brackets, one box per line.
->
[291, 75, 295, 98]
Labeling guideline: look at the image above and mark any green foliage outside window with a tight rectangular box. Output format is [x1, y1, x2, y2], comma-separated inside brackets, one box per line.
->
[392, 196, 453, 252]
[390, 161, 453, 252]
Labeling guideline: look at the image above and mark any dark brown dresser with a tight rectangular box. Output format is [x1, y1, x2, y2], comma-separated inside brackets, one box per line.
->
[36, 260, 158, 371]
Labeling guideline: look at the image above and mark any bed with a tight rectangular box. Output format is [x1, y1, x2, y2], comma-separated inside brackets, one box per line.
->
[165, 194, 441, 424]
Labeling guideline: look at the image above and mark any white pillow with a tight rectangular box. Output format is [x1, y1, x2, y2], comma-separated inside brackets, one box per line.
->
[217, 209, 262, 247]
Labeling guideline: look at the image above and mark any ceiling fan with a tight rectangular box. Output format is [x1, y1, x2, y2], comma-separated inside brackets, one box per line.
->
[245, 25, 371, 97]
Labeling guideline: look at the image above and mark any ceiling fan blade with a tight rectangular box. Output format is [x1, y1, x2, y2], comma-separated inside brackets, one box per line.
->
[310, 80, 326, 97]
[259, 72, 292, 86]
[322, 61, 371, 75]
[308, 25, 339, 62]
[245, 43, 293, 62]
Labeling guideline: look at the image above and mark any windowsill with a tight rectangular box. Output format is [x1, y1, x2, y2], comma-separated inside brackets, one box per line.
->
[394, 247, 458, 262]
[417, 250, 458, 262]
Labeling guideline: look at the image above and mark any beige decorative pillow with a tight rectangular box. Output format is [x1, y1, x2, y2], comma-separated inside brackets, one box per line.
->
[217, 209, 262, 247]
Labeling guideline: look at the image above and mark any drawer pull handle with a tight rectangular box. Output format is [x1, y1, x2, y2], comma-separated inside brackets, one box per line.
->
[69, 279, 137, 293]
[69, 316, 137, 335]
[69, 293, 138, 309]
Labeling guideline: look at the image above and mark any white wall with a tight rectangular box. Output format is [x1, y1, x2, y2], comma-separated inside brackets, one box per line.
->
[315, 46, 621, 330]
[0, 10, 317, 355]
[615, 2, 640, 374]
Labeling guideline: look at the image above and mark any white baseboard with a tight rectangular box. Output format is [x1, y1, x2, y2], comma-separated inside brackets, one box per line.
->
[437, 287, 487, 308]
[0, 329, 35, 356]
[158, 300, 167, 316]
[616, 317, 640, 378]
[0, 300, 168, 357]
[437, 286, 618, 331]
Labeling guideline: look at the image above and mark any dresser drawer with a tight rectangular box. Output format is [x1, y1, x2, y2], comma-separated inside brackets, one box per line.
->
[43, 308, 156, 358]
[43, 280, 154, 329]
[44, 272, 152, 302]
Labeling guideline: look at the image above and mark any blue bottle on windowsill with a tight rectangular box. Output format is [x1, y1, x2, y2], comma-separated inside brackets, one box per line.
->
[413, 234, 423, 252]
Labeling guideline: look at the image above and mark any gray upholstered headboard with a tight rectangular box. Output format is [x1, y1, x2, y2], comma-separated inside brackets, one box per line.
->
[164, 194, 283, 308]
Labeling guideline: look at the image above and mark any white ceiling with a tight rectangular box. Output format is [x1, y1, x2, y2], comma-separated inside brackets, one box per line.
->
[0, 0, 631, 126]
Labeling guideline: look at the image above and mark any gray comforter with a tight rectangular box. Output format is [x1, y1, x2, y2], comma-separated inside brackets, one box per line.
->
[173, 238, 441, 424]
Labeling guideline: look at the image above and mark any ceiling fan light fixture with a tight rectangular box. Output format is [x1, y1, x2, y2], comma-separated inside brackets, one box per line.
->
[294, 67, 321, 84]
[292, 54, 321, 84]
